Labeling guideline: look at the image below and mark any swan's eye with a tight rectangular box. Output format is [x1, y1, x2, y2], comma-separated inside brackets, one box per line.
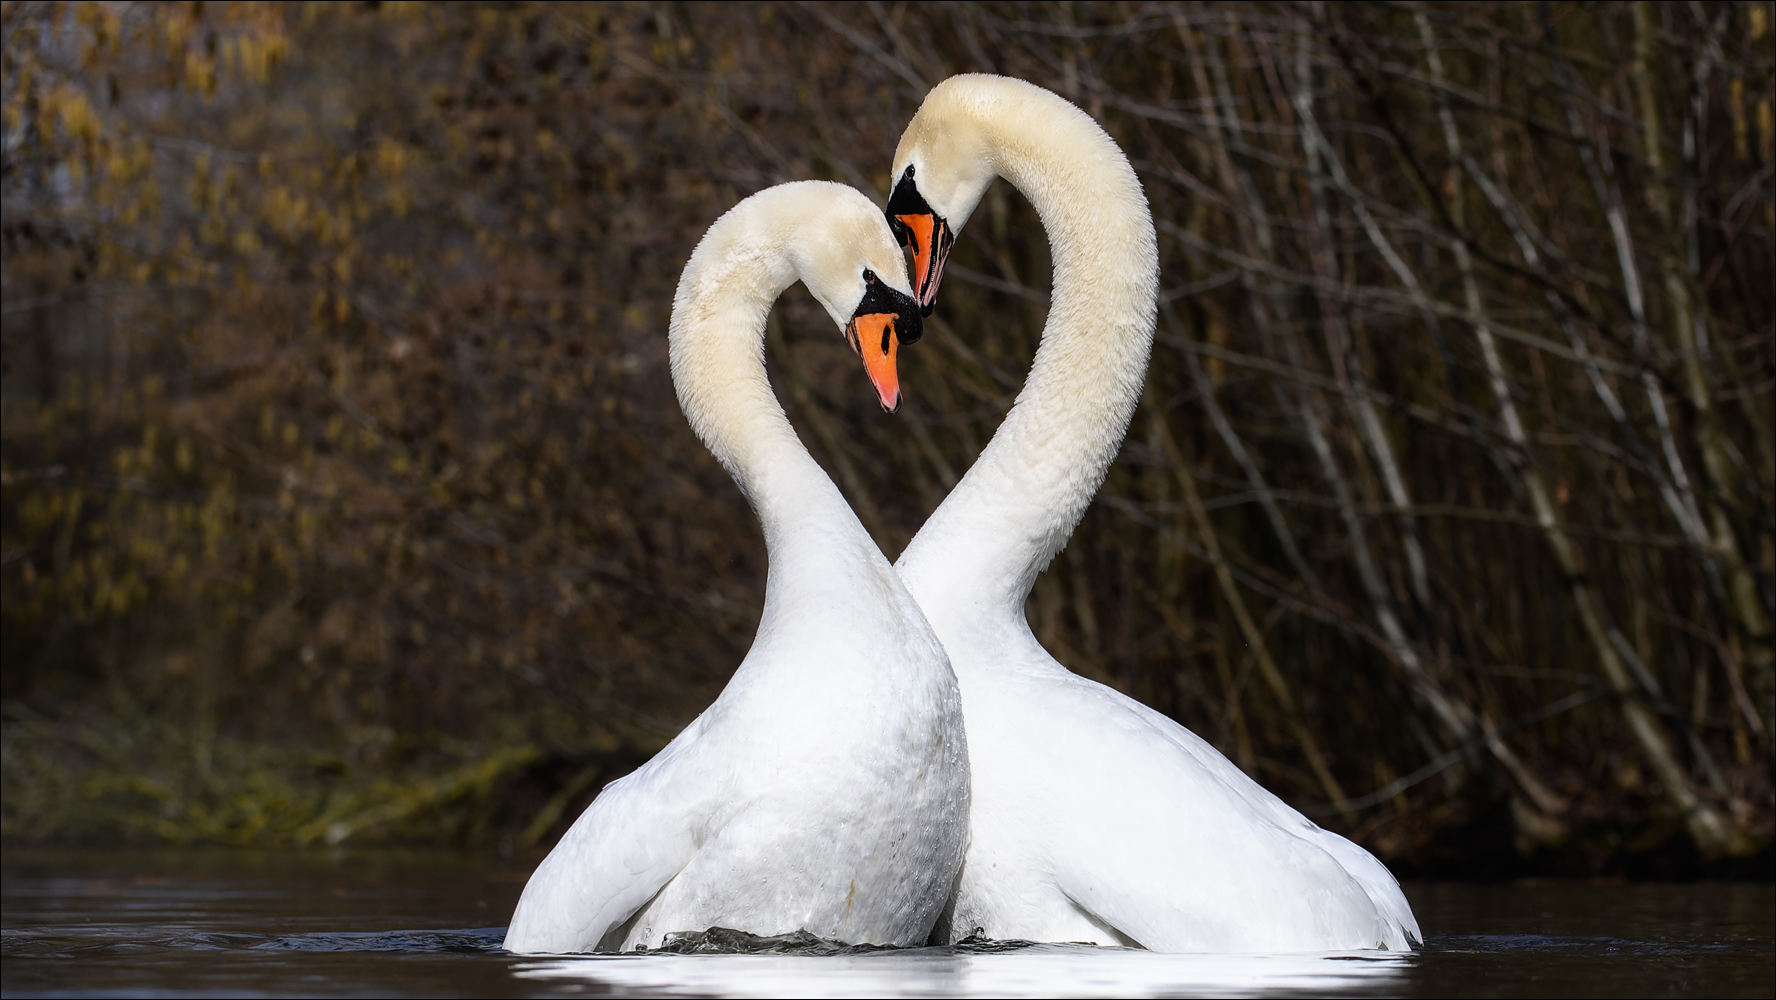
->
[903, 164, 915, 181]
[863, 269, 876, 283]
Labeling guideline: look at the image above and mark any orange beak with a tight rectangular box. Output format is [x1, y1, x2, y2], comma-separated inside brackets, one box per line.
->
[845, 313, 902, 413]
[892, 212, 951, 315]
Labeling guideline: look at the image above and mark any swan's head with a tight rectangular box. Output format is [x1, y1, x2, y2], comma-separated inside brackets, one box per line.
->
[887, 75, 1006, 313]
[784, 181, 924, 412]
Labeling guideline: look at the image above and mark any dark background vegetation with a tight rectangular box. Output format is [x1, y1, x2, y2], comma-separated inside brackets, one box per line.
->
[2, 1, 1770, 878]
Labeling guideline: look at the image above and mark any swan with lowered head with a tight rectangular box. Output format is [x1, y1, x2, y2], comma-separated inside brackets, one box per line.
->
[504, 181, 968, 954]
[886, 74, 1420, 952]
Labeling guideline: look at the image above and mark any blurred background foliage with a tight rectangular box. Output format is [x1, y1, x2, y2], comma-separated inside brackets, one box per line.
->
[1, 1, 1771, 875]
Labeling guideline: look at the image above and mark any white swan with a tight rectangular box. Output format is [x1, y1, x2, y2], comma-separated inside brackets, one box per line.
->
[885, 75, 1420, 953]
[503, 181, 969, 955]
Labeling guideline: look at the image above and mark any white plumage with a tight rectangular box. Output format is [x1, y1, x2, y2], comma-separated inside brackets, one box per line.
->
[503, 181, 969, 955]
[891, 75, 1421, 952]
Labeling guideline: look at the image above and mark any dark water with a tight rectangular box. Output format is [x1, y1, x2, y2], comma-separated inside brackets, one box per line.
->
[1, 849, 1769, 998]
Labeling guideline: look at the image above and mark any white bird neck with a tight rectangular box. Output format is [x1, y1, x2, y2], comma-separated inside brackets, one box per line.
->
[670, 199, 882, 619]
[897, 79, 1159, 637]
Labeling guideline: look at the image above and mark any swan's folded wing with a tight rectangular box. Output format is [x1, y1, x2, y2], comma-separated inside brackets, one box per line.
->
[1117, 687, 1421, 949]
[1046, 679, 1400, 953]
[502, 765, 702, 954]
[1301, 828, 1421, 948]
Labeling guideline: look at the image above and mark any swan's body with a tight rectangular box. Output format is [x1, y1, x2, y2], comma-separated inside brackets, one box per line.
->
[504, 182, 967, 955]
[888, 75, 1419, 953]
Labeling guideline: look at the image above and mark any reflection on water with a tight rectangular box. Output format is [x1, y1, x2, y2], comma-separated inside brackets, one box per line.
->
[2, 849, 1770, 999]
[516, 945, 1409, 998]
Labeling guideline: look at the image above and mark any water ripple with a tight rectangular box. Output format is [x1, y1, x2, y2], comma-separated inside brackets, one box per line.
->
[1, 926, 508, 959]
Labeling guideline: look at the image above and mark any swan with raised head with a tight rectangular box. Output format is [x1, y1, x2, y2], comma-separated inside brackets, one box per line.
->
[885, 74, 1419, 953]
[504, 181, 968, 955]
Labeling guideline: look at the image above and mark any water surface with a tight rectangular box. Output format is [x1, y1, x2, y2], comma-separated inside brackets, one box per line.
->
[2, 849, 1769, 998]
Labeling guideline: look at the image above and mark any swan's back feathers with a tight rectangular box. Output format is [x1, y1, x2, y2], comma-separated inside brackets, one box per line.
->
[958, 662, 1417, 952]
[1059, 677, 1421, 950]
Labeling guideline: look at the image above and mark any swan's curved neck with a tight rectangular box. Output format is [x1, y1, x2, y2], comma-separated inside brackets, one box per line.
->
[670, 203, 874, 593]
[897, 84, 1158, 630]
